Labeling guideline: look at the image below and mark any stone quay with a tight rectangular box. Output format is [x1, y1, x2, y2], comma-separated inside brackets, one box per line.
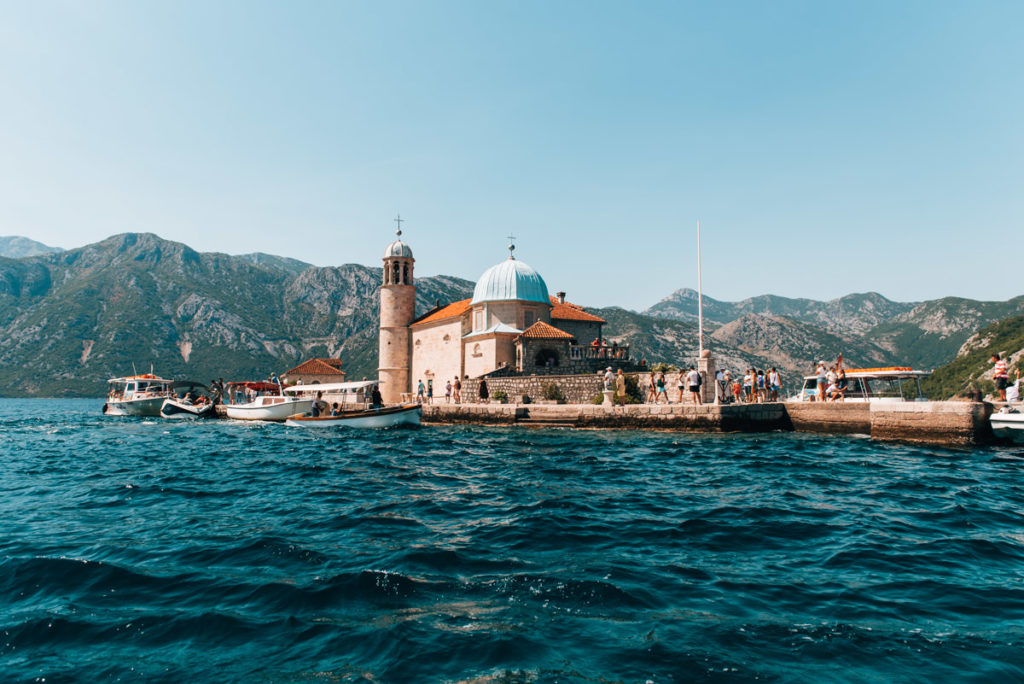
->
[422, 400, 998, 446]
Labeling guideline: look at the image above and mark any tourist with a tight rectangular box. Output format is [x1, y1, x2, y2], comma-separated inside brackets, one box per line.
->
[832, 368, 848, 401]
[479, 378, 490, 404]
[732, 379, 743, 403]
[768, 368, 781, 402]
[453, 376, 462, 404]
[603, 366, 614, 392]
[655, 372, 668, 404]
[715, 368, 726, 404]
[330, 402, 340, 416]
[687, 366, 701, 405]
[992, 353, 1009, 402]
[615, 369, 626, 406]
[756, 370, 766, 403]
[743, 369, 753, 403]
[445, 380, 452, 403]
[676, 370, 686, 404]
[417, 379, 425, 402]
[722, 370, 732, 404]
[427, 379, 434, 404]
[646, 371, 657, 404]
[815, 362, 828, 402]
[371, 385, 383, 408]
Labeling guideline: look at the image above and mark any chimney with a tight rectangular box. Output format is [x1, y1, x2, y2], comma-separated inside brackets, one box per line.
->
[556, 291, 566, 304]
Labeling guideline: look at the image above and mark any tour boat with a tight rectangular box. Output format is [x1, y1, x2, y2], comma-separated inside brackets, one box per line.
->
[222, 381, 314, 421]
[285, 403, 422, 428]
[103, 373, 174, 416]
[792, 367, 931, 403]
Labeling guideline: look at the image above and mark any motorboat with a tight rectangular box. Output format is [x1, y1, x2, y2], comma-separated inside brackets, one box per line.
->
[991, 407, 1024, 444]
[222, 381, 314, 421]
[285, 403, 421, 428]
[160, 380, 215, 419]
[103, 373, 173, 416]
[791, 367, 931, 403]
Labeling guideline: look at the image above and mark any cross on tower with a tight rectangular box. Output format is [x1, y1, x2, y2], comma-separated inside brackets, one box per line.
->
[394, 214, 404, 236]
[507, 234, 516, 258]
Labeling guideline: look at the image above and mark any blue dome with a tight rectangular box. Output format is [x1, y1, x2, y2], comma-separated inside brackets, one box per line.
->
[471, 257, 550, 305]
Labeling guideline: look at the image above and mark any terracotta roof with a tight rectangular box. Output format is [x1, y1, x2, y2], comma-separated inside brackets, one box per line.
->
[411, 298, 472, 327]
[549, 296, 605, 323]
[285, 358, 347, 376]
[518, 321, 575, 340]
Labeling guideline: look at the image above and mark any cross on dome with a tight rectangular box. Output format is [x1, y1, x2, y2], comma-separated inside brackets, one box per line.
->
[507, 234, 516, 259]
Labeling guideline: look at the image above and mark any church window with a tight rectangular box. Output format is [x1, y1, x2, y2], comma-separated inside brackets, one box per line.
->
[415, 338, 422, 346]
[402, 263, 410, 284]
[392, 262, 400, 284]
[524, 310, 535, 328]
[443, 334, 451, 343]
[474, 311, 483, 331]
[472, 343, 482, 358]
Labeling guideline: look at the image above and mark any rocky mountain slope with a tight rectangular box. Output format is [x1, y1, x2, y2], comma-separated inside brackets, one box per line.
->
[0, 233, 473, 396]
[922, 316, 1024, 400]
[0, 236, 63, 259]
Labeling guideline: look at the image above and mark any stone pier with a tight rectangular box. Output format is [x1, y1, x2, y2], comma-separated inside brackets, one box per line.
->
[421, 400, 999, 445]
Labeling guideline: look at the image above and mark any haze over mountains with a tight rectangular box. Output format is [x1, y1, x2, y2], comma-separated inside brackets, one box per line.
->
[0, 233, 1021, 397]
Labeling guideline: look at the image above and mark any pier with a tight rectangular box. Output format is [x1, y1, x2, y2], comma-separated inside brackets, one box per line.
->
[422, 400, 998, 446]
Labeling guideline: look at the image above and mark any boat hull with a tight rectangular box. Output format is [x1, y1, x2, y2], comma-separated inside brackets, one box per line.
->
[991, 411, 1024, 444]
[160, 399, 216, 419]
[224, 398, 315, 421]
[103, 396, 166, 417]
[285, 404, 422, 428]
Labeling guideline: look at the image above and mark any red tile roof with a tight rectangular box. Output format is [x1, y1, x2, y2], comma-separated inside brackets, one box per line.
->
[518, 321, 575, 340]
[285, 358, 347, 376]
[411, 298, 472, 327]
[549, 297, 605, 323]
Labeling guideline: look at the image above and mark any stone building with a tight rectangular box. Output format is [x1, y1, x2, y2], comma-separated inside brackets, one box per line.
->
[378, 231, 639, 402]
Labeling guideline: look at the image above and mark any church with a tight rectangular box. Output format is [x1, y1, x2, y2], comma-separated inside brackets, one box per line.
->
[377, 227, 635, 404]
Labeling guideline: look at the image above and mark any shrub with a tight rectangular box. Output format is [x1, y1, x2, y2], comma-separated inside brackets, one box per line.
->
[492, 389, 508, 403]
[651, 362, 677, 373]
[541, 382, 565, 402]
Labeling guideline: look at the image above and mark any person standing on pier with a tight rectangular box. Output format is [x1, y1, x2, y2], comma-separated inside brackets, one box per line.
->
[992, 354, 1009, 402]
[615, 369, 626, 406]
[687, 366, 702, 405]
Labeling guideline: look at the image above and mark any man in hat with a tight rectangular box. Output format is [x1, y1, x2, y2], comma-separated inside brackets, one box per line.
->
[603, 366, 614, 392]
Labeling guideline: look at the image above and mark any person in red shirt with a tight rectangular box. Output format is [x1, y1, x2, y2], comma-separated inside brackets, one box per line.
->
[992, 353, 1009, 402]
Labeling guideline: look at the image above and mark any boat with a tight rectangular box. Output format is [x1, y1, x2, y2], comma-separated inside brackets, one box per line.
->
[222, 381, 315, 421]
[285, 403, 422, 428]
[991, 407, 1024, 444]
[102, 373, 174, 416]
[791, 367, 931, 403]
[160, 381, 215, 418]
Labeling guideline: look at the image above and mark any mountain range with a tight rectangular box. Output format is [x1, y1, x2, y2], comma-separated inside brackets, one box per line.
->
[0, 233, 1020, 398]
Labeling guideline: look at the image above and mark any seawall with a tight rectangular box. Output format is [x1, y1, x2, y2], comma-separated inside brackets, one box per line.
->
[423, 400, 997, 446]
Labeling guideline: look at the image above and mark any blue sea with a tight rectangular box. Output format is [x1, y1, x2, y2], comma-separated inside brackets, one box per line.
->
[3, 399, 1024, 682]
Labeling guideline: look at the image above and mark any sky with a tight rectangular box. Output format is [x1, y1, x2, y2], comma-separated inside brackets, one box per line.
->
[1, 1, 1021, 310]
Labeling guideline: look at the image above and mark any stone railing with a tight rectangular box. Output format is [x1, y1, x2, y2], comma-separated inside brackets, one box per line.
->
[569, 345, 630, 361]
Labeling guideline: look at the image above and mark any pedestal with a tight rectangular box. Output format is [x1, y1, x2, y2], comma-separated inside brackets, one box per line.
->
[602, 389, 615, 407]
[698, 355, 717, 405]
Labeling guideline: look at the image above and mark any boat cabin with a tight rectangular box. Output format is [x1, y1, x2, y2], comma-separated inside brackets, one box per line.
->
[795, 367, 931, 402]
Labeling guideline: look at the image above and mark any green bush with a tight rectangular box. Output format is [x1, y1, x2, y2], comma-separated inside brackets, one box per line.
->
[541, 382, 565, 402]
[651, 362, 677, 373]
[492, 389, 508, 403]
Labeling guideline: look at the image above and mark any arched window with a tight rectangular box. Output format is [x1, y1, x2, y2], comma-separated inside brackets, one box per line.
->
[392, 262, 400, 284]
[535, 348, 560, 368]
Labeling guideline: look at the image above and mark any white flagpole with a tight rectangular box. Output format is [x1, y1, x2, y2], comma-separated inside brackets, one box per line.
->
[697, 220, 704, 357]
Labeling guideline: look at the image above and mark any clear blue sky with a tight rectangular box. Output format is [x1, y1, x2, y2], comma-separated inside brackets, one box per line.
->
[1, 1, 1021, 310]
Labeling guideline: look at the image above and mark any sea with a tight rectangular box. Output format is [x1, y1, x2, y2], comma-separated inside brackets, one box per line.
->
[3, 399, 1024, 683]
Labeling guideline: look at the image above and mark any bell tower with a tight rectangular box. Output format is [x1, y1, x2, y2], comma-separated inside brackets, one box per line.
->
[378, 215, 416, 404]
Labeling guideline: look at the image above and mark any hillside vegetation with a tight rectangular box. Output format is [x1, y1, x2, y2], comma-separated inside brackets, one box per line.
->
[922, 316, 1024, 400]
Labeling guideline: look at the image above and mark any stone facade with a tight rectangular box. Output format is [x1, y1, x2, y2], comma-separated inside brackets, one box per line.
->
[411, 317, 466, 393]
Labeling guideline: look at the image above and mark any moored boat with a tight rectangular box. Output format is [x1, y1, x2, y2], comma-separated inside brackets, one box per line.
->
[991, 408, 1024, 444]
[792, 367, 931, 403]
[223, 381, 315, 421]
[103, 373, 173, 416]
[285, 403, 422, 428]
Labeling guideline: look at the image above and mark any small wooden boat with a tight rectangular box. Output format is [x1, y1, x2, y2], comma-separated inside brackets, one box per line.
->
[223, 381, 315, 421]
[285, 403, 422, 428]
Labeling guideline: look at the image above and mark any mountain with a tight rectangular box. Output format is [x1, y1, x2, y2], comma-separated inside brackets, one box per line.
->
[0, 236, 63, 259]
[0, 233, 473, 396]
[921, 316, 1024, 400]
[646, 289, 916, 335]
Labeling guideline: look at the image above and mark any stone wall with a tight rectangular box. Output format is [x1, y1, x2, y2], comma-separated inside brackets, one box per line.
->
[462, 372, 608, 404]
[786, 402, 871, 435]
[870, 401, 994, 446]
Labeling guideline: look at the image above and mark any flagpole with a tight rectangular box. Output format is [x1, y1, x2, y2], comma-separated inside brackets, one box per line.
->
[697, 220, 704, 357]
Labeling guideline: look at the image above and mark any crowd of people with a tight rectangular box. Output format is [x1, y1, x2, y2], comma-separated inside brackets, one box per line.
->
[639, 366, 785, 405]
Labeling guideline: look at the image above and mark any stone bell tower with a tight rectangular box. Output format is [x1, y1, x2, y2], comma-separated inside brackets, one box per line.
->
[378, 216, 416, 404]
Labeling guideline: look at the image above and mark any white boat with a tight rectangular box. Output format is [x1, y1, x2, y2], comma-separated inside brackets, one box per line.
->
[223, 381, 315, 421]
[991, 408, 1024, 444]
[103, 373, 173, 416]
[160, 397, 216, 419]
[791, 367, 931, 403]
[285, 403, 422, 428]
